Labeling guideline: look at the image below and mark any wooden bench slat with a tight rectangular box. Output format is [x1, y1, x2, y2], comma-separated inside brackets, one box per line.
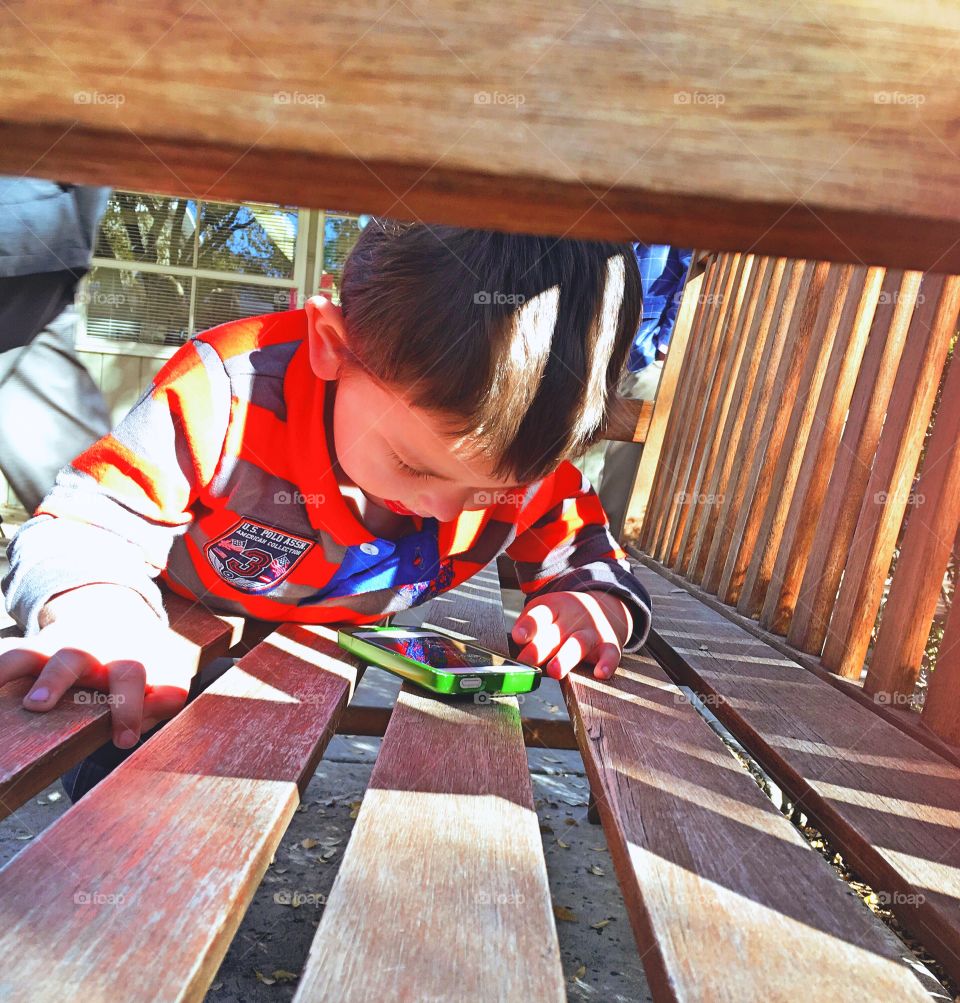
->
[712, 259, 808, 601]
[635, 560, 960, 986]
[737, 260, 846, 617]
[668, 253, 756, 567]
[821, 273, 960, 678]
[295, 565, 566, 1002]
[625, 251, 705, 540]
[640, 254, 722, 554]
[702, 258, 798, 593]
[787, 269, 916, 655]
[561, 648, 931, 1002]
[0, 622, 364, 1001]
[757, 264, 882, 633]
[676, 253, 764, 573]
[0, 593, 251, 821]
[654, 253, 738, 560]
[3, 3, 960, 270]
[685, 256, 785, 581]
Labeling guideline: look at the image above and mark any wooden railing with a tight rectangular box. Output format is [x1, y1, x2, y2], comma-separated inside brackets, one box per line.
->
[632, 250, 960, 744]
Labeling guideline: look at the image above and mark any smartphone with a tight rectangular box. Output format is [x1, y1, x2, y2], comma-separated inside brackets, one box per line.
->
[337, 625, 542, 697]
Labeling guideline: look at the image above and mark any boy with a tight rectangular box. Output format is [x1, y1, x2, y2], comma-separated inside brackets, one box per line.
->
[0, 220, 653, 778]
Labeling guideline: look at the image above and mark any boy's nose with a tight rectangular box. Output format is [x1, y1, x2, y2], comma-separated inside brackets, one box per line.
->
[422, 490, 472, 522]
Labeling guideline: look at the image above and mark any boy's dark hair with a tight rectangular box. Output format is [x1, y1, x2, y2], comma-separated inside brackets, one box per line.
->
[339, 219, 643, 484]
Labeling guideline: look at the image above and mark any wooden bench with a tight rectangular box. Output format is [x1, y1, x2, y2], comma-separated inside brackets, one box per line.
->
[4, 0, 960, 998]
[623, 246, 960, 992]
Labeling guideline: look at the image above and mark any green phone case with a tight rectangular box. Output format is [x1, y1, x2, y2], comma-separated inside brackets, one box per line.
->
[337, 626, 542, 697]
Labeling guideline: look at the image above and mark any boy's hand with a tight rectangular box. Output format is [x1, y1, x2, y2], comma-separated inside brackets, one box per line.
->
[511, 591, 632, 681]
[0, 584, 195, 749]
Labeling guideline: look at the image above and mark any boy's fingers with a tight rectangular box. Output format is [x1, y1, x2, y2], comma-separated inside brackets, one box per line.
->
[106, 660, 147, 749]
[512, 602, 557, 645]
[0, 645, 46, 687]
[518, 617, 564, 668]
[591, 642, 622, 681]
[20, 648, 98, 710]
[545, 629, 596, 680]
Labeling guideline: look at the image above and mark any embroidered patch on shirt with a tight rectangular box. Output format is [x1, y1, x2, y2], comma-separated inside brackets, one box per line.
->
[205, 518, 313, 593]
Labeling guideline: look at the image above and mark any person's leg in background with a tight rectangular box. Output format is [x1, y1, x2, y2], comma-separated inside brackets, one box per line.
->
[59, 655, 238, 804]
[0, 281, 111, 513]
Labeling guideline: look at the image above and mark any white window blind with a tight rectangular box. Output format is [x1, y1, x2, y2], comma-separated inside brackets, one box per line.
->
[79, 192, 308, 348]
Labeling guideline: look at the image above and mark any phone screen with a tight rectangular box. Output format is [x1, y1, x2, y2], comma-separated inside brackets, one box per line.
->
[354, 631, 516, 671]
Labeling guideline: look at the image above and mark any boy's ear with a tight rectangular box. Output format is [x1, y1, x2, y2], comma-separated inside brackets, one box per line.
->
[304, 294, 350, 380]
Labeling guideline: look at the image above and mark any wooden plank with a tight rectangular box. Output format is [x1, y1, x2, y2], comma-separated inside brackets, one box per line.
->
[866, 345, 960, 703]
[787, 270, 919, 656]
[601, 396, 654, 444]
[294, 564, 566, 1002]
[821, 274, 960, 678]
[715, 260, 813, 604]
[675, 254, 764, 573]
[686, 256, 785, 583]
[635, 560, 960, 987]
[0, 622, 365, 1002]
[634, 549, 960, 772]
[923, 583, 960, 746]
[656, 254, 740, 562]
[3, 3, 960, 270]
[666, 253, 756, 568]
[560, 648, 931, 1002]
[0, 592, 254, 821]
[337, 703, 578, 749]
[625, 252, 705, 541]
[737, 261, 847, 617]
[640, 256, 722, 553]
[702, 258, 797, 593]
[758, 265, 883, 634]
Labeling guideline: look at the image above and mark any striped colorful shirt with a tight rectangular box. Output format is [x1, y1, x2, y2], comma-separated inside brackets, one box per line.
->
[3, 310, 653, 649]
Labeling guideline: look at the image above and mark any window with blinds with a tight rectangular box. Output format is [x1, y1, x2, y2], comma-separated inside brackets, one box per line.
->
[79, 192, 307, 347]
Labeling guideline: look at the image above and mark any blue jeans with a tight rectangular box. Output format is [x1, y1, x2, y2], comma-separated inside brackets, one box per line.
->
[59, 656, 236, 804]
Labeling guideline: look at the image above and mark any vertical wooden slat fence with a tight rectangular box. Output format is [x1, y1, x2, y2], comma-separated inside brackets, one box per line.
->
[633, 251, 960, 747]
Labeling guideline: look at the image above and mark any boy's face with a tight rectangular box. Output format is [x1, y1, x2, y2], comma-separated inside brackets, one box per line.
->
[307, 296, 526, 523]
